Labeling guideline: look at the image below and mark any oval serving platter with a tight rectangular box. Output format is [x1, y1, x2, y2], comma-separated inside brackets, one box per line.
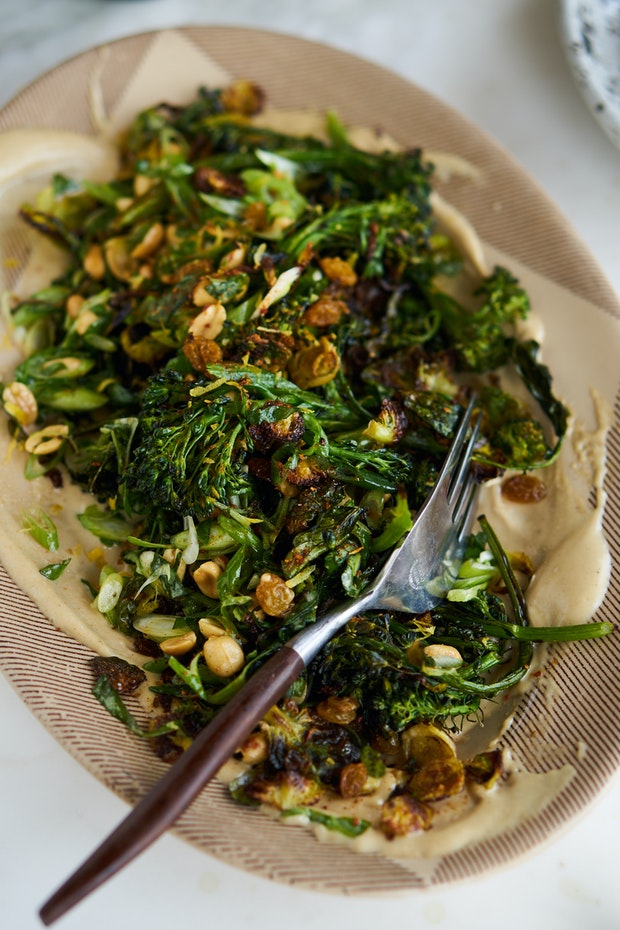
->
[0, 26, 619, 894]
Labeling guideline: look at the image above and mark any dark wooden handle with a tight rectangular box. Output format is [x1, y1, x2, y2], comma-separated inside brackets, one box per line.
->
[39, 644, 305, 926]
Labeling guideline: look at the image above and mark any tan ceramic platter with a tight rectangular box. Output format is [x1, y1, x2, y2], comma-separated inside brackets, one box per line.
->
[0, 27, 619, 893]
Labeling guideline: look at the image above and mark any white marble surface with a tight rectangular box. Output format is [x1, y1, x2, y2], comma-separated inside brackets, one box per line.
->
[1, 2, 619, 928]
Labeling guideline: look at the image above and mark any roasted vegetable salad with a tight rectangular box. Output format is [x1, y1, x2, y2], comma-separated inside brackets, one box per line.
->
[1, 82, 612, 840]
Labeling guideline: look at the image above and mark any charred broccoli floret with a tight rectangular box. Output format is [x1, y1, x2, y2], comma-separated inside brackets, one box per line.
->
[437, 265, 530, 372]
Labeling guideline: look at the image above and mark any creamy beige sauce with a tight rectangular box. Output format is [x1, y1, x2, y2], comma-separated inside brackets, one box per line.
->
[221, 747, 574, 860]
[302, 766, 574, 860]
[0, 129, 118, 191]
[479, 388, 611, 627]
[0, 121, 612, 864]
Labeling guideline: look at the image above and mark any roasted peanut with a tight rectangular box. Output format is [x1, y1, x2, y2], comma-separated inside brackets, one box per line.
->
[198, 617, 225, 638]
[191, 278, 218, 308]
[162, 547, 187, 581]
[131, 221, 165, 260]
[193, 560, 223, 599]
[160, 631, 197, 656]
[24, 423, 69, 456]
[66, 294, 85, 319]
[2, 381, 37, 426]
[237, 730, 269, 764]
[83, 243, 105, 280]
[134, 174, 154, 197]
[188, 302, 227, 340]
[74, 308, 99, 335]
[219, 244, 247, 271]
[103, 237, 133, 281]
[422, 643, 463, 671]
[203, 635, 245, 677]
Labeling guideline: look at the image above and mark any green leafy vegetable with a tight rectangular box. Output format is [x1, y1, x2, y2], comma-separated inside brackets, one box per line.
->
[92, 676, 178, 738]
[77, 504, 132, 545]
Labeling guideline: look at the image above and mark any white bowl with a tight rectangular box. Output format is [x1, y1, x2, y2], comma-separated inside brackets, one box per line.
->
[560, 0, 620, 148]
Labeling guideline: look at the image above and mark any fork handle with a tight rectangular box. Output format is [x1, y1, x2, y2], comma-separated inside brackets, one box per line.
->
[39, 645, 305, 926]
[40, 592, 375, 924]
[289, 589, 376, 662]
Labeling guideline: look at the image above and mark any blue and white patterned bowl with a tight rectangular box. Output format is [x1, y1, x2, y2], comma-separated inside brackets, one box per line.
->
[560, 0, 620, 148]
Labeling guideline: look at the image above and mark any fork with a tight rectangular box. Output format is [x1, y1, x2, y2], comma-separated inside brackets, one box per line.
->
[39, 394, 479, 926]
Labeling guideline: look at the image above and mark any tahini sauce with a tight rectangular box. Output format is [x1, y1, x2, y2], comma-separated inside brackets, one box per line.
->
[478, 389, 611, 628]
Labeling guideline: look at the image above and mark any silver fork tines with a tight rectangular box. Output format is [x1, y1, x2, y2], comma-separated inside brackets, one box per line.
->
[290, 394, 480, 661]
[448, 404, 481, 542]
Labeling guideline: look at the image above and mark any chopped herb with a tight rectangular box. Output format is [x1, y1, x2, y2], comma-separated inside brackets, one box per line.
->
[39, 558, 71, 580]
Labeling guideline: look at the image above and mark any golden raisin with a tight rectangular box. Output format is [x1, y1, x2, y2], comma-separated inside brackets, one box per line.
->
[255, 572, 294, 617]
[316, 694, 359, 725]
[182, 334, 223, 371]
[303, 295, 348, 327]
[339, 762, 370, 799]
[501, 473, 548, 503]
[319, 256, 358, 287]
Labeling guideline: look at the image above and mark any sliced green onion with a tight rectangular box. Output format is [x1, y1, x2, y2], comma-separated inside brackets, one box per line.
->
[133, 614, 192, 642]
[39, 558, 71, 580]
[22, 507, 59, 551]
[281, 807, 370, 838]
[96, 565, 125, 613]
